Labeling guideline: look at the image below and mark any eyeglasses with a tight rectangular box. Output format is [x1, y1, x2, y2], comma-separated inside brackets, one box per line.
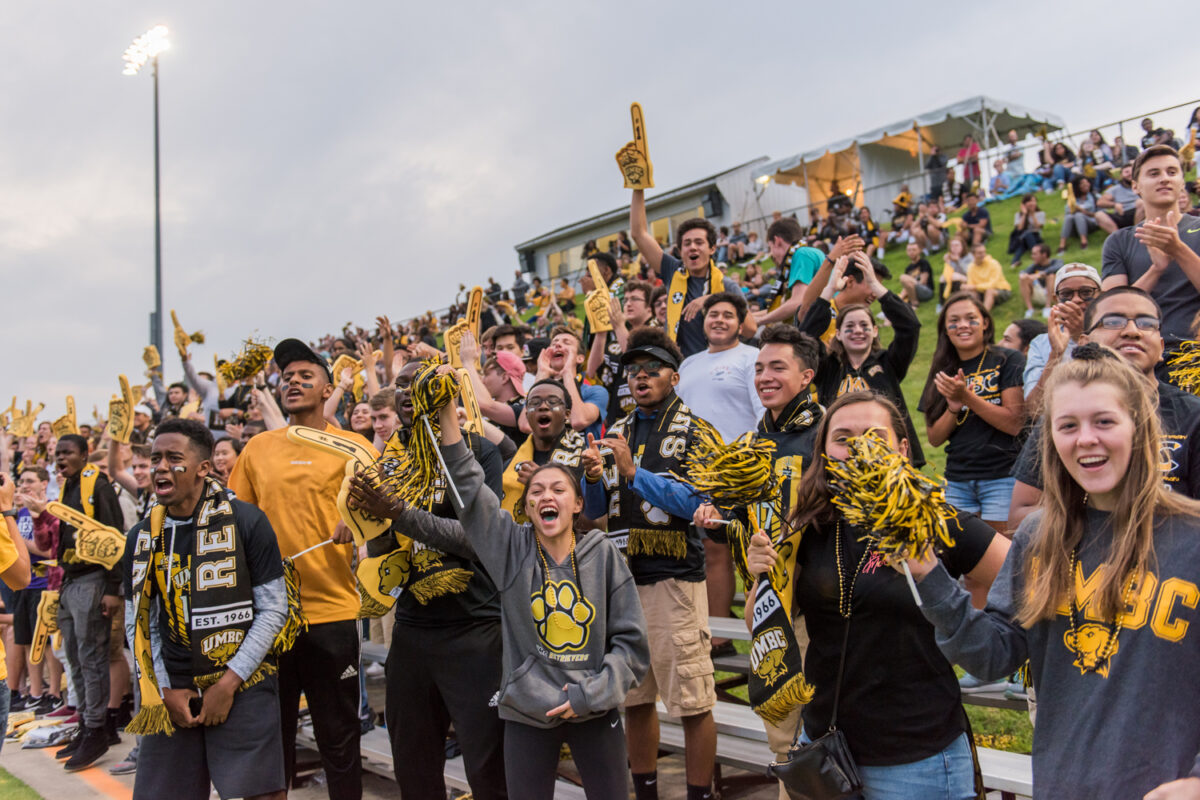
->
[1088, 313, 1160, 333]
[628, 359, 670, 376]
[1055, 287, 1099, 303]
[525, 397, 566, 411]
[945, 318, 982, 331]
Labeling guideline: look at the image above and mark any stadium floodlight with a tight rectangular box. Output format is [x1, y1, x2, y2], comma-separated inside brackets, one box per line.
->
[122, 25, 170, 76]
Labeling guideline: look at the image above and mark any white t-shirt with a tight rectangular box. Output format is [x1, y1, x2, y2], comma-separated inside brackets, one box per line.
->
[677, 343, 765, 442]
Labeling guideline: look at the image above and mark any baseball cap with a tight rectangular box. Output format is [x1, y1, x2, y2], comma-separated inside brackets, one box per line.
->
[1055, 262, 1101, 288]
[493, 351, 527, 397]
[523, 337, 549, 365]
[620, 343, 680, 371]
[273, 338, 333, 381]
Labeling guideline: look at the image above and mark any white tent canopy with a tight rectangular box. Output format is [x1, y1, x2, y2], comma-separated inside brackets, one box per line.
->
[754, 96, 1065, 218]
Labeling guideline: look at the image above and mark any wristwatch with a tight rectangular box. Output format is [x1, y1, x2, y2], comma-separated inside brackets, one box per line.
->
[1, 509, 17, 518]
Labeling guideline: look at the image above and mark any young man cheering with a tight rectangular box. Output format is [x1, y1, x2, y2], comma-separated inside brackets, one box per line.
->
[1101, 145, 1200, 345]
[228, 339, 375, 800]
[582, 327, 718, 800]
[629, 192, 755, 357]
[521, 327, 607, 442]
[123, 418, 287, 800]
[53, 433, 125, 771]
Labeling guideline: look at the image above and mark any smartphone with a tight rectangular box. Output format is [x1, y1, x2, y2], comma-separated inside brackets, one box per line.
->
[188, 694, 203, 717]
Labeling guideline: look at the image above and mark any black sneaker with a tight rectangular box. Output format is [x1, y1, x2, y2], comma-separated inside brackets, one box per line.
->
[34, 694, 64, 716]
[55, 730, 82, 760]
[9, 693, 32, 712]
[64, 726, 109, 772]
[105, 709, 122, 747]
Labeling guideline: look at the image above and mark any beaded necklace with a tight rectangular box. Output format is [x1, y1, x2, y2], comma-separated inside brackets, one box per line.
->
[954, 347, 989, 426]
[535, 530, 584, 631]
[1065, 543, 1136, 674]
[835, 521, 873, 619]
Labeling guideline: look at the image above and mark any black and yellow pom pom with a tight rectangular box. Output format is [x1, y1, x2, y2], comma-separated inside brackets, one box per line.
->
[272, 558, 307, 655]
[678, 428, 779, 508]
[824, 430, 956, 561]
[1168, 340, 1200, 395]
[219, 339, 274, 384]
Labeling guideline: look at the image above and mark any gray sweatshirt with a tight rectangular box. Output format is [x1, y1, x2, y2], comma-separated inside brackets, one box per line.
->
[394, 439, 649, 729]
[917, 508, 1200, 798]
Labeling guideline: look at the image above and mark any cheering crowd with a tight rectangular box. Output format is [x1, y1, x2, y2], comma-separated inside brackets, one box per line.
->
[1, 109, 1199, 800]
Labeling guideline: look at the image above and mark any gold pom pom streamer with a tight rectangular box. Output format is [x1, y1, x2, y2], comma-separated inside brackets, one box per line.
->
[677, 427, 779, 508]
[1168, 340, 1200, 395]
[219, 339, 274, 384]
[823, 430, 958, 605]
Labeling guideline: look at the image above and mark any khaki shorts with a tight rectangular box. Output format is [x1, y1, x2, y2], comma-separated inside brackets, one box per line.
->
[108, 601, 126, 662]
[625, 578, 715, 718]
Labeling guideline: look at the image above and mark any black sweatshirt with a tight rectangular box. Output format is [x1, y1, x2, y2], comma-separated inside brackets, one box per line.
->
[58, 470, 125, 596]
[799, 291, 925, 466]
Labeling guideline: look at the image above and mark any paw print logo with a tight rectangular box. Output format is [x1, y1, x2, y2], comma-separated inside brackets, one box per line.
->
[671, 291, 685, 305]
[530, 580, 596, 653]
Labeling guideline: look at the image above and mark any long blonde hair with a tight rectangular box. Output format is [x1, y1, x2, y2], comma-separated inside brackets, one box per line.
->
[1018, 348, 1200, 626]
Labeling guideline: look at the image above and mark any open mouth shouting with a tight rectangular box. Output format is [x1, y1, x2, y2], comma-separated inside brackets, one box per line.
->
[532, 410, 555, 435]
[537, 503, 561, 525]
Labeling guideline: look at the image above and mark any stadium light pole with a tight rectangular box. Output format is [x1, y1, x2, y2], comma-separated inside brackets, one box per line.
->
[123, 25, 171, 358]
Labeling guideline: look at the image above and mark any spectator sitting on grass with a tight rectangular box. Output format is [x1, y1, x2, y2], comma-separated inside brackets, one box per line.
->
[1111, 135, 1139, 168]
[898, 240, 934, 309]
[989, 160, 1012, 197]
[961, 191, 992, 246]
[909, 202, 945, 253]
[1059, 176, 1100, 253]
[1096, 164, 1140, 233]
[966, 243, 1011, 311]
[939, 237, 974, 309]
[1017, 242, 1064, 318]
[1008, 193, 1045, 267]
[1042, 140, 1077, 190]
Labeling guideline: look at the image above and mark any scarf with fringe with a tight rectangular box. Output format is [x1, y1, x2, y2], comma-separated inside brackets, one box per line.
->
[604, 394, 712, 558]
[127, 478, 303, 736]
[500, 429, 585, 524]
[666, 260, 723, 342]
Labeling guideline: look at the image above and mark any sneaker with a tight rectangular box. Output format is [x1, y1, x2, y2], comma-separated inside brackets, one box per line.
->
[109, 745, 139, 775]
[64, 726, 109, 772]
[33, 694, 63, 716]
[1042, 306, 1052, 319]
[1003, 682, 1029, 701]
[1024, 308, 1034, 318]
[47, 704, 76, 719]
[55, 730, 82, 760]
[364, 662, 385, 679]
[105, 709, 122, 746]
[9, 693, 33, 712]
[958, 673, 1008, 694]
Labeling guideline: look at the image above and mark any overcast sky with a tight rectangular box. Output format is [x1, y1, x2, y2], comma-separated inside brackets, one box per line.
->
[4, 1, 1198, 420]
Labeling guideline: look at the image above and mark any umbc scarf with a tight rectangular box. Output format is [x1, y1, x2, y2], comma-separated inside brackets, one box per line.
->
[127, 478, 300, 736]
[666, 260, 723, 342]
[733, 394, 822, 724]
[500, 429, 585, 524]
[604, 394, 713, 558]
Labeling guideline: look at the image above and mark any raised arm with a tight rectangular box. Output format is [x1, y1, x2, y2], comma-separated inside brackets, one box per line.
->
[629, 190, 664, 273]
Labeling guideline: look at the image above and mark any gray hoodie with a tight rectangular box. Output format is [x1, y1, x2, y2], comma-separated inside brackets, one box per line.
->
[917, 508, 1200, 798]
[394, 439, 649, 729]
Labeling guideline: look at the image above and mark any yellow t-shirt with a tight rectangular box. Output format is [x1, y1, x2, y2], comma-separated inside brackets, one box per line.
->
[0, 518, 23, 682]
[228, 426, 378, 625]
[967, 256, 1011, 292]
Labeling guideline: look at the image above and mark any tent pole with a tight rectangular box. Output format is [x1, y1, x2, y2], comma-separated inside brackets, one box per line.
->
[915, 123, 925, 202]
[852, 143, 864, 208]
[802, 160, 812, 225]
[980, 100, 990, 196]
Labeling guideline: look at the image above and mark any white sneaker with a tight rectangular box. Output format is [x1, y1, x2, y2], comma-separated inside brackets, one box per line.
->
[1024, 308, 1034, 318]
[1042, 306, 1052, 318]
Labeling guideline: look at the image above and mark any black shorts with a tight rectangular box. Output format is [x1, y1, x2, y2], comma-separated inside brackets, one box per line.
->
[134, 677, 286, 800]
[10, 588, 42, 646]
[1110, 208, 1137, 228]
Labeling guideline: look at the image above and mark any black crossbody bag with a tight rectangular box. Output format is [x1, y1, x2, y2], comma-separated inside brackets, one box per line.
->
[767, 615, 862, 800]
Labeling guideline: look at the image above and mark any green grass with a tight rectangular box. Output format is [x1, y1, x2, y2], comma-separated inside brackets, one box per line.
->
[871, 189, 1106, 475]
[0, 768, 41, 800]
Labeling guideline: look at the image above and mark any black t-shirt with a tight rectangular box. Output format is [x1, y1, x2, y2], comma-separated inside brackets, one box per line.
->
[961, 207, 992, 233]
[921, 347, 1025, 480]
[904, 258, 933, 286]
[591, 331, 634, 427]
[795, 512, 995, 765]
[658, 252, 737, 359]
[1101, 221, 1200, 342]
[121, 499, 284, 688]
[1013, 381, 1200, 497]
[388, 431, 504, 627]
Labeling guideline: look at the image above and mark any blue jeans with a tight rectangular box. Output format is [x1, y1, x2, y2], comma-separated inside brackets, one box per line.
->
[945, 477, 1014, 521]
[800, 731, 976, 800]
[0, 680, 8, 754]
